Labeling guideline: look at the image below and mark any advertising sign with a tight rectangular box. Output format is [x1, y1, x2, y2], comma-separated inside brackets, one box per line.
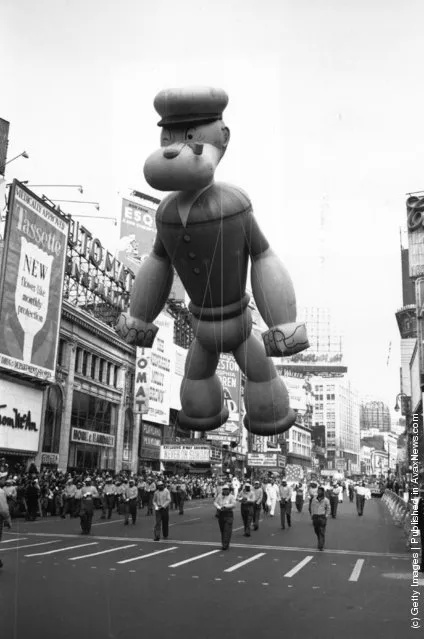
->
[216, 354, 241, 421]
[170, 345, 187, 410]
[280, 375, 307, 411]
[41, 452, 59, 465]
[134, 313, 175, 425]
[118, 198, 157, 272]
[247, 453, 285, 468]
[160, 444, 212, 462]
[0, 182, 69, 381]
[0, 378, 43, 452]
[0, 118, 9, 176]
[406, 195, 424, 277]
[71, 427, 115, 448]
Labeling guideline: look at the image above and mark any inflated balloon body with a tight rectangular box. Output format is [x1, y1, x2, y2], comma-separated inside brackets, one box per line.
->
[116, 87, 309, 436]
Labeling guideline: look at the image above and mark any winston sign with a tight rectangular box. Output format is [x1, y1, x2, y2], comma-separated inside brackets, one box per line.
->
[0, 181, 69, 381]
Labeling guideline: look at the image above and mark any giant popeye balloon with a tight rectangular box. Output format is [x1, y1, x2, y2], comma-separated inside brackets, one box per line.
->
[116, 87, 309, 436]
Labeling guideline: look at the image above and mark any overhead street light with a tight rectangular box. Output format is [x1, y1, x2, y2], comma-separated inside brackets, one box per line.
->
[0, 151, 29, 172]
[28, 184, 84, 194]
[394, 392, 410, 412]
[51, 199, 100, 210]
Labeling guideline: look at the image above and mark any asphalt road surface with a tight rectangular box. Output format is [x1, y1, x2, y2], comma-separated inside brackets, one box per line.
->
[0, 496, 421, 639]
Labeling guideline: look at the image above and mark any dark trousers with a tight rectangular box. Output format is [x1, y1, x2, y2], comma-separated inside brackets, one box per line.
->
[80, 511, 93, 534]
[349, 488, 354, 502]
[312, 514, 327, 549]
[218, 510, 234, 549]
[241, 503, 254, 535]
[356, 495, 365, 515]
[102, 495, 115, 519]
[253, 504, 261, 530]
[62, 497, 75, 518]
[154, 507, 169, 539]
[26, 497, 38, 521]
[280, 500, 292, 528]
[295, 496, 304, 513]
[329, 496, 339, 518]
[125, 499, 137, 524]
[147, 493, 154, 515]
[176, 492, 185, 514]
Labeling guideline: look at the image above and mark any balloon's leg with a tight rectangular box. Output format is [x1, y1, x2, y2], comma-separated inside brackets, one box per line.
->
[178, 338, 229, 432]
[232, 334, 295, 436]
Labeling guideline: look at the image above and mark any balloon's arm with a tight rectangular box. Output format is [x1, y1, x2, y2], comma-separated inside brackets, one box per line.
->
[115, 237, 174, 347]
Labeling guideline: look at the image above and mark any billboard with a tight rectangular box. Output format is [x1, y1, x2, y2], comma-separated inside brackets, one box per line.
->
[170, 344, 187, 410]
[247, 452, 285, 468]
[280, 375, 307, 412]
[0, 118, 10, 176]
[160, 444, 212, 462]
[406, 195, 424, 277]
[0, 181, 69, 382]
[207, 353, 241, 443]
[0, 378, 43, 452]
[133, 312, 175, 425]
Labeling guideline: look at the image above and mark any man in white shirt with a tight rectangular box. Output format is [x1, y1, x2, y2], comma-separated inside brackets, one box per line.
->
[214, 484, 237, 549]
[153, 480, 171, 541]
[279, 480, 293, 529]
[266, 478, 279, 517]
[355, 481, 368, 516]
[124, 478, 138, 525]
[237, 483, 256, 536]
[231, 476, 241, 501]
[310, 486, 330, 550]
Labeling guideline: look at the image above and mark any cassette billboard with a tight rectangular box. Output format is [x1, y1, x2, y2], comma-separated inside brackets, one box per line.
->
[0, 181, 69, 382]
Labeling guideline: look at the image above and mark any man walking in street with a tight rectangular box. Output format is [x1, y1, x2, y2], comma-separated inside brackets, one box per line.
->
[0, 471, 12, 569]
[310, 486, 330, 551]
[61, 478, 76, 519]
[214, 483, 236, 550]
[153, 480, 171, 541]
[295, 482, 305, 513]
[329, 482, 341, 518]
[252, 480, 263, 531]
[279, 479, 293, 529]
[237, 483, 256, 536]
[176, 478, 187, 515]
[355, 481, 368, 516]
[147, 476, 156, 516]
[79, 477, 99, 535]
[266, 477, 279, 517]
[124, 478, 138, 525]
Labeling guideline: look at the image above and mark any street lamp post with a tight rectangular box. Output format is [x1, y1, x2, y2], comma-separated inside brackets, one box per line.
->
[0, 151, 29, 173]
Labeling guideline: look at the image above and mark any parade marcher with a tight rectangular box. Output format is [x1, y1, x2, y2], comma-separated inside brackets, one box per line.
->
[153, 480, 171, 541]
[25, 479, 40, 521]
[295, 482, 304, 513]
[355, 481, 368, 516]
[279, 479, 293, 529]
[137, 476, 147, 509]
[266, 478, 279, 517]
[0, 471, 12, 569]
[252, 480, 263, 531]
[231, 475, 241, 501]
[74, 481, 83, 518]
[170, 478, 178, 510]
[79, 477, 99, 535]
[147, 476, 157, 516]
[308, 481, 318, 514]
[237, 483, 256, 536]
[61, 478, 77, 518]
[329, 483, 341, 519]
[310, 486, 330, 551]
[348, 481, 354, 502]
[3, 479, 17, 519]
[176, 478, 186, 515]
[102, 476, 116, 519]
[214, 483, 236, 550]
[418, 486, 424, 572]
[124, 478, 138, 525]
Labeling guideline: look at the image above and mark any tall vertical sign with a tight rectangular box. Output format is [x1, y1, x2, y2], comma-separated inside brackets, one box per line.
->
[0, 181, 69, 381]
[0, 118, 10, 176]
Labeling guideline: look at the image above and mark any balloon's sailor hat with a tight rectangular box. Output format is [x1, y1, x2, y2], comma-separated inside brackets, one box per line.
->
[154, 87, 229, 127]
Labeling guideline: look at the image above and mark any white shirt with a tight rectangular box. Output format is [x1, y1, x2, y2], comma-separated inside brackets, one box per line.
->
[266, 484, 279, 501]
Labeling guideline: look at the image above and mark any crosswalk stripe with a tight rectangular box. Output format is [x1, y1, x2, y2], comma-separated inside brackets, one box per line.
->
[349, 559, 365, 582]
[25, 543, 98, 557]
[0, 538, 28, 544]
[0, 540, 60, 553]
[284, 555, 313, 578]
[169, 549, 220, 568]
[224, 553, 266, 573]
[68, 544, 137, 560]
[169, 518, 201, 527]
[117, 547, 178, 564]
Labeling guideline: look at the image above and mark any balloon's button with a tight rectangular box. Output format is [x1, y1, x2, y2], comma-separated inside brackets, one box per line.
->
[183, 234, 191, 242]
[193, 268, 201, 275]
[188, 252, 196, 259]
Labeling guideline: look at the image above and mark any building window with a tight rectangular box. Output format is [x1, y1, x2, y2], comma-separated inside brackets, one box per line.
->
[82, 351, 89, 376]
[99, 359, 105, 384]
[114, 365, 119, 388]
[91, 355, 97, 380]
[75, 348, 82, 373]
[57, 339, 66, 367]
[42, 385, 63, 454]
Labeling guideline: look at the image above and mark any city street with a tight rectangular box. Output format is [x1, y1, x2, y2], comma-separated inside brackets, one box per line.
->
[0, 497, 418, 639]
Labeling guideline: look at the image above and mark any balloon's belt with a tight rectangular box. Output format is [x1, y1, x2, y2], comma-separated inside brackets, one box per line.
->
[188, 293, 250, 322]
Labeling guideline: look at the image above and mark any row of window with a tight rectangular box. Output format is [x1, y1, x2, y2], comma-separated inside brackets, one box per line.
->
[74, 347, 119, 387]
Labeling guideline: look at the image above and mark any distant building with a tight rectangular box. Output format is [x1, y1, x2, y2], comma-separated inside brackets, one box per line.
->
[360, 401, 391, 432]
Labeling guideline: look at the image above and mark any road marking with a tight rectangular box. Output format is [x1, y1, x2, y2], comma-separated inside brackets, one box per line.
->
[0, 538, 28, 544]
[117, 547, 178, 564]
[92, 520, 122, 527]
[349, 559, 365, 582]
[224, 553, 266, 573]
[284, 556, 313, 578]
[68, 544, 137, 560]
[169, 549, 220, 568]
[25, 543, 98, 557]
[17, 532, 410, 558]
[0, 540, 60, 552]
[169, 518, 201, 527]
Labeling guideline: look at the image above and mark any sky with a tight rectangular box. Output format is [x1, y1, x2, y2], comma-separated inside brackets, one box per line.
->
[2, 0, 423, 409]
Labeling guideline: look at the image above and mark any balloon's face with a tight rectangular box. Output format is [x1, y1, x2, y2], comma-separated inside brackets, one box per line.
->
[143, 120, 230, 191]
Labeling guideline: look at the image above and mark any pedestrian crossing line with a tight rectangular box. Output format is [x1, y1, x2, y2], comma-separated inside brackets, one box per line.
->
[348, 559, 365, 582]
[117, 547, 178, 564]
[0, 538, 28, 544]
[25, 543, 98, 558]
[284, 556, 313, 578]
[223, 553, 266, 573]
[169, 549, 221, 568]
[68, 544, 137, 560]
[0, 540, 60, 553]
[169, 518, 201, 527]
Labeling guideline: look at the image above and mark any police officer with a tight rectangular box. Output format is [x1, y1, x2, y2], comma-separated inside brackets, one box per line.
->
[214, 483, 237, 550]
[79, 477, 99, 535]
[238, 483, 256, 536]
[153, 480, 171, 541]
[124, 478, 138, 525]
[102, 476, 116, 519]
